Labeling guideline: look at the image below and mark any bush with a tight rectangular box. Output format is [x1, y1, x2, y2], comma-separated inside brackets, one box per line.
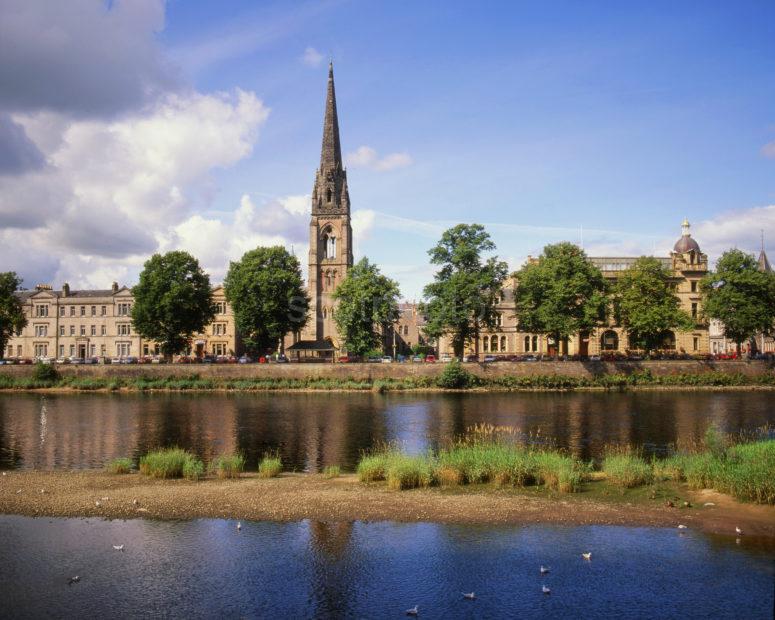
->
[603, 447, 653, 488]
[32, 362, 58, 382]
[436, 359, 472, 389]
[139, 447, 202, 479]
[322, 465, 341, 479]
[385, 454, 434, 490]
[105, 457, 133, 474]
[357, 452, 390, 482]
[211, 454, 245, 479]
[258, 453, 282, 478]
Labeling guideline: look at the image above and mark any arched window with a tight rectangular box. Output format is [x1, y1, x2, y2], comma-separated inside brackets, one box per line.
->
[490, 335, 498, 352]
[326, 188, 332, 203]
[532, 335, 538, 351]
[326, 235, 336, 259]
[500, 336, 507, 351]
[600, 330, 619, 351]
[322, 307, 327, 319]
[661, 331, 676, 350]
[524, 335, 530, 352]
[483, 338, 489, 352]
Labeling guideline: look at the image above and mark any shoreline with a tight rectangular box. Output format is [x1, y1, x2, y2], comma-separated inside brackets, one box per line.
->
[2, 471, 773, 537]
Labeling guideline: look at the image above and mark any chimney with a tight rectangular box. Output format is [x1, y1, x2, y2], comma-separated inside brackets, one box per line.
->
[35, 284, 52, 291]
[111, 282, 119, 293]
[62, 283, 70, 297]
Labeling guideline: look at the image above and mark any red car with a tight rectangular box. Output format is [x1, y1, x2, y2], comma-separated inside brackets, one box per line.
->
[425, 354, 436, 363]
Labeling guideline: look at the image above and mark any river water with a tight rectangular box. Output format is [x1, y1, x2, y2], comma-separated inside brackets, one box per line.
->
[1, 516, 772, 619]
[1, 391, 773, 471]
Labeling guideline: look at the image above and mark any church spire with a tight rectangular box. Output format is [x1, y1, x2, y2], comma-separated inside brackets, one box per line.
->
[320, 61, 342, 171]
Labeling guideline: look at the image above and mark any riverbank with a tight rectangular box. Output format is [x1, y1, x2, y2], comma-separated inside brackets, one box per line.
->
[2, 471, 773, 537]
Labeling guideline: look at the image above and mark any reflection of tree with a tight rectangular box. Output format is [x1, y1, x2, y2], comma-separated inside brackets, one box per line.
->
[306, 520, 358, 618]
[0, 396, 25, 469]
[309, 521, 354, 559]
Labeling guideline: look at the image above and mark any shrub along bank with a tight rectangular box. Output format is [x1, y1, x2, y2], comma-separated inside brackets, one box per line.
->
[1, 361, 773, 392]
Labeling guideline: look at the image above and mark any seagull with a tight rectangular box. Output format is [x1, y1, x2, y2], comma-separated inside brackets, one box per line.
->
[542, 585, 551, 595]
[68, 576, 80, 586]
[540, 565, 550, 574]
[735, 526, 743, 536]
[462, 592, 475, 600]
[582, 552, 592, 561]
[113, 544, 124, 551]
[2, 471, 6, 476]
[406, 605, 419, 616]
[16, 489, 21, 494]
[95, 500, 101, 507]
[237, 521, 242, 531]
[132, 499, 138, 506]
[677, 524, 687, 529]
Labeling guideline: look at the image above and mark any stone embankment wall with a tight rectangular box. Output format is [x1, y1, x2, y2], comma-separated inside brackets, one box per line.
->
[1, 360, 773, 380]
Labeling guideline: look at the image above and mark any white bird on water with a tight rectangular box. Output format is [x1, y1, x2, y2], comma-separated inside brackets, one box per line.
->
[237, 521, 241, 531]
[113, 544, 124, 551]
[542, 585, 551, 595]
[677, 524, 687, 529]
[406, 605, 419, 616]
[68, 576, 80, 585]
[540, 565, 550, 574]
[462, 592, 475, 600]
[735, 526, 743, 536]
[582, 552, 592, 560]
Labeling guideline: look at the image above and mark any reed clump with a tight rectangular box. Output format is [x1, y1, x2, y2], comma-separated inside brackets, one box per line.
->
[105, 457, 133, 474]
[139, 447, 204, 480]
[602, 446, 654, 488]
[322, 465, 341, 479]
[211, 453, 245, 479]
[258, 453, 282, 478]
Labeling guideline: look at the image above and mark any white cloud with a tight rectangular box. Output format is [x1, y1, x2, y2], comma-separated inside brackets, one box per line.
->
[302, 46, 324, 67]
[761, 141, 775, 159]
[691, 204, 775, 261]
[345, 146, 413, 172]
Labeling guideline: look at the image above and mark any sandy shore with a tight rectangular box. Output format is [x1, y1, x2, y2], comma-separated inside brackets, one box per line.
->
[1, 470, 773, 537]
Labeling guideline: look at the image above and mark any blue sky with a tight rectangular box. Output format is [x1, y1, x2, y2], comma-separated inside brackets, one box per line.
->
[1, 0, 773, 297]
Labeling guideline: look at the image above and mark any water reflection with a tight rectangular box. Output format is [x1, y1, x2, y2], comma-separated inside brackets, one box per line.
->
[0, 391, 773, 471]
[1, 516, 771, 618]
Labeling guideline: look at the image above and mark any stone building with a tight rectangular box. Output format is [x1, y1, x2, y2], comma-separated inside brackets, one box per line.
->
[287, 63, 354, 360]
[437, 220, 712, 357]
[6, 283, 236, 360]
[383, 302, 431, 357]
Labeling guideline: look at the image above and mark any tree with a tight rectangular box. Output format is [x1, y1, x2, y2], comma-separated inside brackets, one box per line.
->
[332, 258, 400, 357]
[513, 242, 607, 353]
[0, 272, 27, 359]
[700, 249, 775, 355]
[224, 246, 309, 355]
[613, 257, 694, 353]
[420, 224, 508, 357]
[131, 252, 216, 358]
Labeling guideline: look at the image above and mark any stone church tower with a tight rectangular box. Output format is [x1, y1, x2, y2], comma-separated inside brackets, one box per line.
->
[301, 62, 354, 349]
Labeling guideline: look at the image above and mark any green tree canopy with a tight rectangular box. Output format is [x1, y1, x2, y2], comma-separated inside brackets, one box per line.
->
[0, 272, 27, 359]
[131, 251, 216, 358]
[614, 256, 694, 352]
[420, 224, 508, 357]
[332, 257, 400, 357]
[224, 246, 309, 355]
[700, 249, 775, 354]
[513, 242, 607, 349]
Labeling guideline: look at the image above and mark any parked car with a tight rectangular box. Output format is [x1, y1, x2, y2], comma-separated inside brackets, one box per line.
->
[411, 355, 424, 363]
[440, 353, 453, 362]
[425, 354, 437, 363]
[463, 354, 478, 363]
[120, 356, 138, 364]
[396, 354, 407, 363]
[258, 356, 268, 364]
[275, 354, 289, 363]
[238, 355, 253, 364]
[381, 356, 393, 363]
[201, 355, 216, 364]
[54, 357, 70, 365]
[338, 355, 360, 363]
[483, 354, 497, 363]
[83, 357, 98, 365]
[366, 356, 382, 363]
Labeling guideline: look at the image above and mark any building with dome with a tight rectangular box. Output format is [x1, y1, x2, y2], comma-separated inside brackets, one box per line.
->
[437, 220, 711, 358]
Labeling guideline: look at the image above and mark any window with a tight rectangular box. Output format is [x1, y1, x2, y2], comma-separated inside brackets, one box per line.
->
[101, 306, 106, 316]
[690, 281, 697, 293]
[79, 325, 85, 336]
[117, 343, 131, 356]
[691, 303, 698, 319]
[483, 337, 489, 352]
[100, 345, 106, 356]
[70, 306, 75, 317]
[118, 303, 131, 316]
[91, 306, 96, 316]
[501, 336, 507, 351]
[323, 233, 336, 259]
[59, 345, 65, 358]
[532, 335, 538, 351]
[6, 346, 11, 357]
[524, 336, 530, 352]
[90, 344, 96, 357]
[90, 325, 96, 336]
[323, 308, 328, 319]
[213, 323, 226, 336]
[59, 306, 65, 317]
[495, 313, 503, 327]
[35, 304, 48, 317]
[101, 325, 106, 336]
[118, 324, 131, 336]
[34, 324, 47, 337]
[34, 344, 48, 358]
[693, 336, 699, 351]
[80, 306, 85, 316]
[69, 325, 75, 336]
[326, 187, 332, 202]
[59, 325, 65, 336]
[213, 343, 227, 356]
[215, 302, 226, 314]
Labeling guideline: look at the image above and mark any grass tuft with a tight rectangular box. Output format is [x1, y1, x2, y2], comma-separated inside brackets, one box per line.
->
[603, 447, 654, 488]
[258, 453, 282, 478]
[210, 453, 245, 479]
[105, 457, 133, 474]
[139, 447, 203, 480]
[322, 465, 341, 479]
